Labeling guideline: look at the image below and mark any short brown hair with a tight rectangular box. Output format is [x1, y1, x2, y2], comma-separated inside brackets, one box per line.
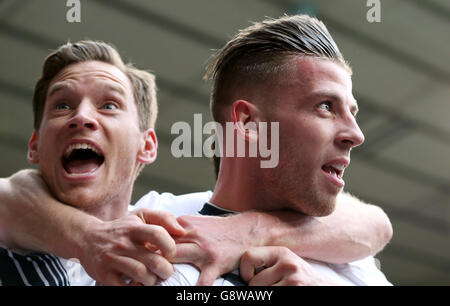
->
[33, 40, 157, 131]
[205, 14, 350, 123]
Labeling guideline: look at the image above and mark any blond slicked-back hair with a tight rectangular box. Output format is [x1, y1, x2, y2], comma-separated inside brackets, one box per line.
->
[205, 14, 350, 124]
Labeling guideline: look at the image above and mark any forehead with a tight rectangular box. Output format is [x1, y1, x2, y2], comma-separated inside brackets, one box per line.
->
[48, 61, 132, 97]
[291, 57, 352, 90]
[279, 57, 356, 105]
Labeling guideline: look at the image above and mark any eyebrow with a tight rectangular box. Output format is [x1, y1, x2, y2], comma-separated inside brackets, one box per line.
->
[47, 82, 75, 98]
[47, 81, 127, 98]
[309, 90, 359, 117]
[100, 82, 126, 97]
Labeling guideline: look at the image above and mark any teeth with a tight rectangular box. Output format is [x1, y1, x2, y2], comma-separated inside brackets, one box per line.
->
[64, 143, 100, 158]
[330, 164, 345, 171]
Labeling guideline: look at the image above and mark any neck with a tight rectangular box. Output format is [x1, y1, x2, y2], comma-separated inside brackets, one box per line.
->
[81, 199, 129, 221]
[80, 181, 133, 221]
[209, 157, 273, 212]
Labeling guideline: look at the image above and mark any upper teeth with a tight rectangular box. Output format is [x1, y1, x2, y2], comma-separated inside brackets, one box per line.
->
[64, 143, 100, 158]
[330, 164, 345, 171]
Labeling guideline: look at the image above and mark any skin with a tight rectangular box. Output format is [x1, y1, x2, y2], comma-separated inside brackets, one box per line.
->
[0, 58, 391, 286]
[28, 61, 153, 220]
[259, 57, 364, 216]
[25, 60, 179, 284]
[240, 246, 346, 286]
[210, 57, 364, 214]
[174, 194, 392, 285]
[186, 56, 369, 285]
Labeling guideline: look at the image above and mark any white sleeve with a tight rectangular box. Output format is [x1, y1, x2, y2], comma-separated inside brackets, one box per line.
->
[331, 256, 393, 286]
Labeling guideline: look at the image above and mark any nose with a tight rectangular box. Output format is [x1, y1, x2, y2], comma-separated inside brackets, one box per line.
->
[335, 116, 365, 150]
[66, 100, 98, 131]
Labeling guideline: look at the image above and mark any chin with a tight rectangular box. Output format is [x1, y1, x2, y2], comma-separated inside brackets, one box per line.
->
[299, 193, 337, 217]
[56, 189, 101, 209]
[317, 195, 337, 216]
[316, 203, 336, 216]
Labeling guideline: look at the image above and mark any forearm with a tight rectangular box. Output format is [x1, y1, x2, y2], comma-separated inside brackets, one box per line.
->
[241, 192, 393, 264]
[0, 169, 97, 260]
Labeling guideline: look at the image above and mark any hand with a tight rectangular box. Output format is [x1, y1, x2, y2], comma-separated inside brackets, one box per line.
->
[173, 214, 257, 285]
[1, 170, 185, 285]
[240, 246, 345, 286]
[77, 209, 185, 286]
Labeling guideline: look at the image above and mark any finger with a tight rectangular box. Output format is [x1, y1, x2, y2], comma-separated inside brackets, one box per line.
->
[247, 266, 282, 286]
[138, 252, 174, 281]
[132, 224, 177, 259]
[102, 271, 132, 286]
[171, 243, 202, 265]
[197, 266, 222, 286]
[108, 254, 158, 285]
[116, 245, 175, 282]
[240, 251, 260, 282]
[128, 280, 144, 286]
[239, 247, 278, 282]
[273, 279, 293, 286]
[136, 209, 185, 236]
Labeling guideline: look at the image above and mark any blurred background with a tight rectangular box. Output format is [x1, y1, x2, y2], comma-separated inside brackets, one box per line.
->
[0, 0, 448, 285]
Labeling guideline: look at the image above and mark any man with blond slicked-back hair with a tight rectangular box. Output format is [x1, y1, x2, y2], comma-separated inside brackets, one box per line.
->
[0, 17, 391, 287]
[158, 14, 392, 286]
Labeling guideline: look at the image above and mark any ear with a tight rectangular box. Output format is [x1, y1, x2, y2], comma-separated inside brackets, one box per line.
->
[137, 128, 158, 164]
[231, 100, 261, 142]
[27, 130, 40, 164]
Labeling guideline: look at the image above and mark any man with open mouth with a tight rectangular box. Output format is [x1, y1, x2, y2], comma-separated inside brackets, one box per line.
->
[155, 14, 392, 286]
[0, 36, 392, 285]
[0, 40, 183, 285]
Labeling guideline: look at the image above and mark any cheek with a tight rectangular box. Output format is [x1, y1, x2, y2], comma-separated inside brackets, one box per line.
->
[37, 130, 58, 159]
[114, 131, 141, 161]
[279, 121, 332, 167]
[301, 118, 334, 145]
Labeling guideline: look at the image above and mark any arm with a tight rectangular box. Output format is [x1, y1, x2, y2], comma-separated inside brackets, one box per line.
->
[0, 169, 185, 285]
[0, 169, 89, 254]
[174, 192, 393, 285]
[263, 192, 393, 262]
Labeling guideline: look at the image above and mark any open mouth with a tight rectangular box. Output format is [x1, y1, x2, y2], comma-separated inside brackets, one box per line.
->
[62, 143, 104, 176]
[321, 164, 344, 179]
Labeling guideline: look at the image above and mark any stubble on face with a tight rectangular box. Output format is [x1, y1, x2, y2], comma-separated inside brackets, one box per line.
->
[257, 57, 353, 217]
[35, 61, 142, 218]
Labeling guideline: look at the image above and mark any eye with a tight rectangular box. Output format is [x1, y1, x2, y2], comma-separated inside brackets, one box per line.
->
[56, 103, 70, 110]
[318, 101, 332, 112]
[102, 103, 118, 110]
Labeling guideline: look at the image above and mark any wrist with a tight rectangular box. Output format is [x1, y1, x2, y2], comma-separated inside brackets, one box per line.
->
[60, 211, 102, 261]
[242, 210, 315, 258]
[237, 211, 276, 247]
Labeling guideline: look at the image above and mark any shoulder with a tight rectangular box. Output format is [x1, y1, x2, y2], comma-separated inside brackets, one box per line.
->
[133, 190, 213, 216]
[328, 256, 392, 286]
[0, 246, 94, 286]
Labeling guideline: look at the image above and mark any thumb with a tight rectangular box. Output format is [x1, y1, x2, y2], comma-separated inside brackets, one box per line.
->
[196, 266, 221, 286]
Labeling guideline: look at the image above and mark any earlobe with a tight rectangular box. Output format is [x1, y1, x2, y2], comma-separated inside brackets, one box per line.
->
[27, 131, 40, 164]
[137, 128, 158, 164]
